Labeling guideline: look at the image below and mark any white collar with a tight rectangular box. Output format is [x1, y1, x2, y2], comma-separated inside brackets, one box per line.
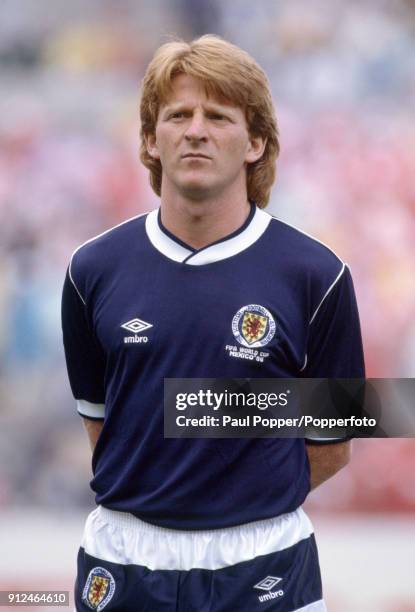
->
[145, 205, 271, 265]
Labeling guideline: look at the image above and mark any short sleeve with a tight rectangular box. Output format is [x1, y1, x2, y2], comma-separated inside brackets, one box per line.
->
[303, 264, 365, 444]
[303, 264, 365, 378]
[61, 267, 106, 419]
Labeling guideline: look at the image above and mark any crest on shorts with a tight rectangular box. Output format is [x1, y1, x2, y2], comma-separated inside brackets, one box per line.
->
[232, 304, 276, 348]
[82, 567, 115, 611]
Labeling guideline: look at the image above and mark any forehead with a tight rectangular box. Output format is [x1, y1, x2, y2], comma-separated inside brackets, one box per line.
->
[160, 73, 242, 110]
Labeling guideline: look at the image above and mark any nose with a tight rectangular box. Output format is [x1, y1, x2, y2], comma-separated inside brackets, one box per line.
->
[184, 111, 208, 142]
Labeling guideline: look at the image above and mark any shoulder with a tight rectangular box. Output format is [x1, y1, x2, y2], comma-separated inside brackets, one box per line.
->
[68, 211, 149, 301]
[261, 212, 349, 319]
[264, 212, 345, 282]
[71, 211, 148, 266]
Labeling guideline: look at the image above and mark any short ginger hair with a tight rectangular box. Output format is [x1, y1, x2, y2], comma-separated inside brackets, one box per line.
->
[139, 35, 280, 208]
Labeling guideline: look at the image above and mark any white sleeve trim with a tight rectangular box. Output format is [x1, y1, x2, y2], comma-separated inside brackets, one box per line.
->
[309, 263, 346, 325]
[77, 400, 105, 419]
[305, 437, 346, 442]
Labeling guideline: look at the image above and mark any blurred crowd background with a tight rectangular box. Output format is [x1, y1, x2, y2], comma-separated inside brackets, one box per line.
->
[0, 1, 414, 610]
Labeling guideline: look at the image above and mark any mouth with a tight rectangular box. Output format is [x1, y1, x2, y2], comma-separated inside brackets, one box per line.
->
[181, 153, 211, 160]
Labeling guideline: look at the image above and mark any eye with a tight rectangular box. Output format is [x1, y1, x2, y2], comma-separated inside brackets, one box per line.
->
[208, 113, 226, 121]
[169, 112, 186, 120]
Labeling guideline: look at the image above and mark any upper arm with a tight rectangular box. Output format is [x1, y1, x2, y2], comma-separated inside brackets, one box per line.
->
[61, 265, 107, 418]
[303, 264, 365, 446]
[303, 264, 365, 379]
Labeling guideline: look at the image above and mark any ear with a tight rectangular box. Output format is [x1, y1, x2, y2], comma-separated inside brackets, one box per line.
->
[144, 132, 160, 160]
[245, 135, 267, 164]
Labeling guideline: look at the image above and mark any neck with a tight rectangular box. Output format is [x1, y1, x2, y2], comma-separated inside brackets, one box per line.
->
[159, 184, 252, 250]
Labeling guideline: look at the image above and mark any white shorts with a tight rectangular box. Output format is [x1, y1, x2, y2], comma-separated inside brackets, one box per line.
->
[75, 506, 326, 611]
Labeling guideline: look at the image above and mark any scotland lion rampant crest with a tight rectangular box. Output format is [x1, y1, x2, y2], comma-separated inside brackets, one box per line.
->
[232, 304, 276, 348]
[82, 567, 115, 611]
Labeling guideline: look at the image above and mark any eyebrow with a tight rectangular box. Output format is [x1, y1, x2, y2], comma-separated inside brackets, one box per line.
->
[160, 102, 238, 117]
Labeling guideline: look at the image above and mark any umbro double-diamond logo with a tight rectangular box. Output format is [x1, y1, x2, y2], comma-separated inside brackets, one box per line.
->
[254, 576, 282, 591]
[253, 576, 284, 603]
[121, 318, 153, 334]
[121, 318, 153, 344]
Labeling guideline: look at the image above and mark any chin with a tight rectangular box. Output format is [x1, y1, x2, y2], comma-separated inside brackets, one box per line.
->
[179, 180, 216, 201]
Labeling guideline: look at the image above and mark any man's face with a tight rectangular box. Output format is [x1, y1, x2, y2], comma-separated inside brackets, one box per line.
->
[146, 74, 264, 201]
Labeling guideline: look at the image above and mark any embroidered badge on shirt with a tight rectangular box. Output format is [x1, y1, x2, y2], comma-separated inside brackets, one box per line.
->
[232, 304, 276, 348]
[225, 304, 276, 363]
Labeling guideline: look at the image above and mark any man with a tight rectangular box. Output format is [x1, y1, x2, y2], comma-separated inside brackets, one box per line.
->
[62, 35, 364, 611]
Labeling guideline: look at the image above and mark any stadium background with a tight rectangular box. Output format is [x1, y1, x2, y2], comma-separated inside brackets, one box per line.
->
[0, 0, 414, 610]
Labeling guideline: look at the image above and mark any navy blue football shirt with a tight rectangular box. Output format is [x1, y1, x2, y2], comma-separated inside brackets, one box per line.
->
[62, 203, 365, 529]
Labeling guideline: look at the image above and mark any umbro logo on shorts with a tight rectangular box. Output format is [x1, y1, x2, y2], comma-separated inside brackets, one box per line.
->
[121, 317, 153, 344]
[253, 575, 284, 603]
[254, 576, 282, 591]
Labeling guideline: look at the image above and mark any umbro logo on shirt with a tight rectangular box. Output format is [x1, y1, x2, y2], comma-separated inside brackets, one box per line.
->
[121, 318, 153, 344]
